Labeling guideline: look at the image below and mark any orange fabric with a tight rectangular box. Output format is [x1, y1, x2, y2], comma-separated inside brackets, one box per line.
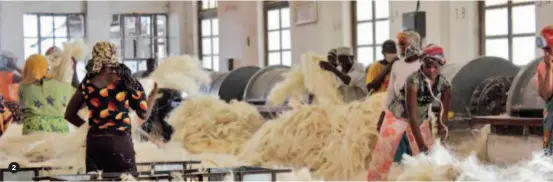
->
[0, 72, 17, 101]
[541, 25, 553, 47]
[22, 54, 51, 84]
[367, 111, 434, 181]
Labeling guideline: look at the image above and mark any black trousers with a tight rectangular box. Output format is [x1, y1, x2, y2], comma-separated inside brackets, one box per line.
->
[86, 128, 137, 173]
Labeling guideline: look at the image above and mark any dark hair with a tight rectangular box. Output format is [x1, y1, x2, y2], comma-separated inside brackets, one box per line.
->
[119, 64, 142, 93]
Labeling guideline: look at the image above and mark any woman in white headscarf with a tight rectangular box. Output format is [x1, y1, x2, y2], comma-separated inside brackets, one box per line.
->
[319, 47, 368, 102]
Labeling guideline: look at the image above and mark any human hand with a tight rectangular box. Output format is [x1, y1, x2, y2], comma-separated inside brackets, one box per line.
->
[149, 82, 159, 97]
[418, 144, 429, 153]
[319, 61, 335, 71]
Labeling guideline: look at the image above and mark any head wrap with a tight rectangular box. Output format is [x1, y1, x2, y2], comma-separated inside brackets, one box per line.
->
[382, 40, 397, 54]
[397, 30, 422, 55]
[21, 54, 51, 84]
[335, 47, 353, 57]
[538, 25, 553, 48]
[45, 46, 61, 56]
[421, 44, 447, 66]
[87, 41, 119, 74]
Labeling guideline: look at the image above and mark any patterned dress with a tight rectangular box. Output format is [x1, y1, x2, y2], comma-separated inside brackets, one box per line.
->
[367, 70, 451, 181]
[78, 76, 148, 173]
[18, 79, 73, 134]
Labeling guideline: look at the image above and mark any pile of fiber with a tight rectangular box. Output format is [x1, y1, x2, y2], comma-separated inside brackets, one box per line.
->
[47, 39, 86, 84]
[239, 93, 384, 180]
[167, 95, 264, 155]
[150, 55, 211, 95]
[267, 52, 342, 106]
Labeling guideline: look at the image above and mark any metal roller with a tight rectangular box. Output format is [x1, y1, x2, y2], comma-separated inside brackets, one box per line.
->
[200, 71, 227, 93]
[243, 65, 291, 105]
[441, 56, 520, 117]
[506, 57, 545, 117]
[208, 66, 261, 102]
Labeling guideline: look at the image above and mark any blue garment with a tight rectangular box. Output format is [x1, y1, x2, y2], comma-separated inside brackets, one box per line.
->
[544, 99, 553, 156]
[394, 132, 411, 162]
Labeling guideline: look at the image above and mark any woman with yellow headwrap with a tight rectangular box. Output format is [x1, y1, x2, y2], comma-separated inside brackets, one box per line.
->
[65, 41, 158, 174]
[17, 54, 73, 134]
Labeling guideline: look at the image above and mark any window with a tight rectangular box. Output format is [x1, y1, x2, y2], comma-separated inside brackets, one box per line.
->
[479, 0, 536, 65]
[198, 0, 219, 71]
[264, 1, 291, 66]
[110, 14, 169, 73]
[23, 14, 86, 59]
[352, 0, 390, 66]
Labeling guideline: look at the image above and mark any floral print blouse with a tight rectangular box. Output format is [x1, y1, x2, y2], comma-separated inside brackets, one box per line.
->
[78, 77, 148, 133]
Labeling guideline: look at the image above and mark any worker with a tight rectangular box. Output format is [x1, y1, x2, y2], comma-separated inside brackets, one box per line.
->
[536, 25, 553, 156]
[0, 52, 23, 124]
[319, 47, 368, 103]
[18, 54, 74, 134]
[367, 44, 451, 180]
[65, 42, 158, 173]
[366, 40, 399, 94]
[45, 46, 80, 88]
[134, 58, 177, 143]
[0, 93, 13, 136]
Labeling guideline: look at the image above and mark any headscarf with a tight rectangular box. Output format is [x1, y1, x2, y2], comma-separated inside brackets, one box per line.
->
[397, 30, 422, 56]
[421, 44, 447, 66]
[0, 51, 16, 72]
[21, 54, 51, 84]
[538, 25, 553, 48]
[86, 41, 120, 75]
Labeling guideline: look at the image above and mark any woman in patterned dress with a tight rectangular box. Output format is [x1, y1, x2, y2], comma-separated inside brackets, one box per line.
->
[64, 42, 158, 173]
[536, 25, 553, 155]
[367, 44, 451, 181]
[0, 93, 14, 136]
[18, 54, 74, 134]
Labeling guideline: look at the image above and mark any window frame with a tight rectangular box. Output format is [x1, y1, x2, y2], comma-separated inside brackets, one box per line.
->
[23, 13, 87, 56]
[351, 0, 390, 64]
[478, 1, 535, 62]
[114, 13, 169, 73]
[263, 1, 291, 66]
[198, 0, 219, 71]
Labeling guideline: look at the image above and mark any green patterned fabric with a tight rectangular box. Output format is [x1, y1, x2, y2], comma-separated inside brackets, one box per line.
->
[18, 79, 73, 134]
[22, 115, 69, 134]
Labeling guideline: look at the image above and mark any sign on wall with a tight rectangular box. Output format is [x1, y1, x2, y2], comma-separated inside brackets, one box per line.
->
[294, 1, 317, 26]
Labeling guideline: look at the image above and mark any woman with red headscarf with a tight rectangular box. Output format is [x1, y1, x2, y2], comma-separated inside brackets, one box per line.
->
[536, 25, 553, 156]
[367, 44, 451, 181]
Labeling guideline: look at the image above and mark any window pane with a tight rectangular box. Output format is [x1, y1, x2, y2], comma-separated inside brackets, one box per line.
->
[375, 46, 383, 61]
[512, 5, 536, 34]
[268, 31, 281, 51]
[485, 8, 508, 36]
[137, 38, 152, 58]
[68, 15, 85, 39]
[356, 0, 373, 21]
[203, 56, 212, 69]
[512, 36, 535, 65]
[54, 16, 67, 37]
[267, 9, 280, 30]
[111, 39, 122, 58]
[357, 47, 373, 66]
[40, 16, 54, 37]
[23, 15, 37, 37]
[212, 19, 219, 36]
[485, 38, 509, 60]
[202, 38, 212, 55]
[213, 37, 219, 54]
[41, 38, 54, 54]
[268, 52, 281, 65]
[124, 16, 137, 36]
[281, 8, 290, 28]
[138, 60, 147, 71]
[140, 16, 151, 37]
[357, 22, 373, 46]
[54, 38, 68, 49]
[124, 61, 138, 73]
[208, 0, 216, 9]
[375, 0, 389, 19]
[156, 15, 167, 37]
[213, 56, 219, 71]
[24, 38, 38, 59]
[375, 20, 389, 44]
[201, 19, 211, 36]
[485, 0, 508, 6]
[157, 44, 166, 58]
[282, 51, 292, 66]
[281, 30, 291, 50]
[124, 38, 135, 58]
[201, 0, 209, 10]
[213, 0, 218, 8]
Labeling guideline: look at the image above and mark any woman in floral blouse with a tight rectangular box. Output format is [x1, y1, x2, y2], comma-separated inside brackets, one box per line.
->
[65, 42, 158, 173]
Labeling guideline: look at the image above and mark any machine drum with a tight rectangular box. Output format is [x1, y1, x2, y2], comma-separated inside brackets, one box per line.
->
[469, 76, 513, 116]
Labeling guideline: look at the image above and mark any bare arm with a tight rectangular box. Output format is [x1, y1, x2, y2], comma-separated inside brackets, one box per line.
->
[406, 83, 426, 149]
[439, 88, 451, 129]
[71, 58, 80, 88]
[64, 91, 86, 127]
[367, 62, 394, 92]
[539, 65, 553, 101]
[135, 84, 159, 125]
[328, 67, 352, 85]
